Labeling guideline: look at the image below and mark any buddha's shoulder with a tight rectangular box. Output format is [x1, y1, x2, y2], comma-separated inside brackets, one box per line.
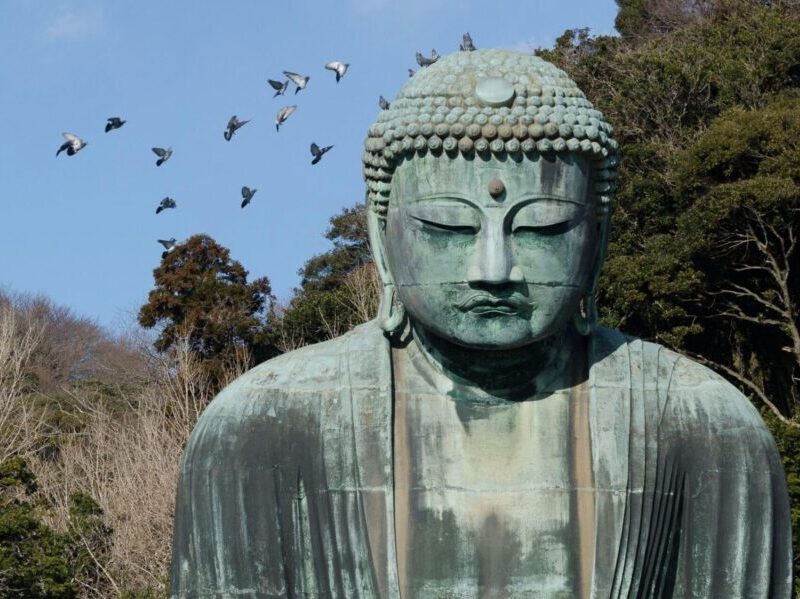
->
[198, 320, 386, 425]
[593, 327, 768, 434]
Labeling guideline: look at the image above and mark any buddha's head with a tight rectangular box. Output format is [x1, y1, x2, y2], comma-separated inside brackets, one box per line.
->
[363, 49, 618, 350]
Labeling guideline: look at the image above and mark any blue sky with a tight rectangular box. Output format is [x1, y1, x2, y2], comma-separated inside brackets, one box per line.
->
[0, 1, 618, 331]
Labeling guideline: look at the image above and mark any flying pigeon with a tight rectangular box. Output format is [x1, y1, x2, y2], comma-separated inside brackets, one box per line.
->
[275, 105, 297, 131]
[460, 32, 476, 51]
[310, 143, 333, 165]
[408, 68, 416, 78]
[105, 117, 126, 132]
[240, 186, 256, 208]
[378, 95, 391, 110]
[268, 79, 289, 97]
[283, 70, 309, 94]
[224, 115, 250, 141]
[152, 146, 172, 167]
[416, 49, 440, 67]
[56, 133, 87, 157]
[156, 197, 176, 214]
[324, 61, 349, 82]
[158, 238, 177, 258]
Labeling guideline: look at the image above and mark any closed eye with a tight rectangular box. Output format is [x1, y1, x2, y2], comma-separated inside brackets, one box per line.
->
[510, 201, 585, 236]
[412, 216, 478, 234]
[512, 219, 574, 235]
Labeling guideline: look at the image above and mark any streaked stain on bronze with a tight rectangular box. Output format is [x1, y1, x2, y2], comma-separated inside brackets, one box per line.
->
[569, 342, 595, 599]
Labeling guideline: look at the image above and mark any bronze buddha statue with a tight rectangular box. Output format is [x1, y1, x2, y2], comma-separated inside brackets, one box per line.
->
[171, 49, 792, 598]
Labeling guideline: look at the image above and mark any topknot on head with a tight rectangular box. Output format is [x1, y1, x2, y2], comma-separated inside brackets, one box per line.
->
[363, 49, 619, 221]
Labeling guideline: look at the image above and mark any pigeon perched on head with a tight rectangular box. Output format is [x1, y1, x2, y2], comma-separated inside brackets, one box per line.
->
[105, 117, 126, 132]
[224, 115, 250, 141]
[283, 71, 309, 94]
[56, 133, 87, 157]
[460, 32, 476, 51]
[275, 105, 297, 131]
[408, 68, 416, 78]
[158, 238, 177, 258]
[416, 49, 440, 67]
[240, 186, 256, 208]
[156, 197, 176, 214]
[324, 61, 349, 83]
[378, 95, 391, 110]
[268, 79, 289, 97]
[310, 143, 333, 165]
[152, 146, 172, 167]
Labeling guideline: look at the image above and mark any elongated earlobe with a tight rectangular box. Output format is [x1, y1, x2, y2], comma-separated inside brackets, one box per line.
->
[573, 293, 597, 336]
[574, 206, 610, 336]
[378, 284, 406, 333]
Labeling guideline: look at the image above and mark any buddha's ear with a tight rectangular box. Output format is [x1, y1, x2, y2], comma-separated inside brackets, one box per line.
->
[574, 204, 610, 335]
[367, 205, 395, 287]
[590, 209, 611, 289]
[367, 203, 407, 333]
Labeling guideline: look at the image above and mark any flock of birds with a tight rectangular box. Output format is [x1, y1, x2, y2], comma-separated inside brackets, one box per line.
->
[55, 33, 477, 260]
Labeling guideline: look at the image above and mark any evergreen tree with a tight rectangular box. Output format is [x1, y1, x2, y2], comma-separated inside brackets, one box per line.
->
[276, 204, 377, 347]
[0, 457, 111, 598]
[138, 234, 277, 380]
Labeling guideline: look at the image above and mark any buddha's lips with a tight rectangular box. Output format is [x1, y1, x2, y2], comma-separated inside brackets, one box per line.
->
[455, 294, 534, 313]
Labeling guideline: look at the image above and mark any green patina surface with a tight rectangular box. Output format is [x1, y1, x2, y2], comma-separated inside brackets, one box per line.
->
[170, 49, 792, 598]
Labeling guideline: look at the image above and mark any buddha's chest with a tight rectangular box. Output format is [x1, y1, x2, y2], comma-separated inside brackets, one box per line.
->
[393, 386, 583, 598]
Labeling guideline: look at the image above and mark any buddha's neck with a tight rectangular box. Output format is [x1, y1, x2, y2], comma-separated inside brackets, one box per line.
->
[408, 321, 579, 401]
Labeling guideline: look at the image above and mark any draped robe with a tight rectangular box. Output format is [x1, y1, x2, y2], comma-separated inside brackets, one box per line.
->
[170, 321, 792, 598]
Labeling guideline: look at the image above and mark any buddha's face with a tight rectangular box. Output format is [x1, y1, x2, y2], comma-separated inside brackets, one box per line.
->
[382, 153, 599, 350]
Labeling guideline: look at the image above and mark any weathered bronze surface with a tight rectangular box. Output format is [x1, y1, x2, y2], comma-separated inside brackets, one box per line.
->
[171, 49, 792, 598]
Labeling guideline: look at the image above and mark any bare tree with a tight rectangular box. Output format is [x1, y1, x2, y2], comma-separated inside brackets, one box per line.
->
[31, 330, 249, 596]
[0, 303, 45, 461]
[339, 262, 381, 325]
[699, 205, 800, 424]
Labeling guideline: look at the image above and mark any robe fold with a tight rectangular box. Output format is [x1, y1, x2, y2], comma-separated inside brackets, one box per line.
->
[170, 321, 792, 598]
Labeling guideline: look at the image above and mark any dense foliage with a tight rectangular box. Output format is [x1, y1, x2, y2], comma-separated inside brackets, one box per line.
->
[275, 204, 378, 348]
[138, 234, 278, 383]
[0, 457, 110, 597]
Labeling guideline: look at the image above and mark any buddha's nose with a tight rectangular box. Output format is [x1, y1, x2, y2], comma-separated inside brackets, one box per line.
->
[467, 226, 523, 285]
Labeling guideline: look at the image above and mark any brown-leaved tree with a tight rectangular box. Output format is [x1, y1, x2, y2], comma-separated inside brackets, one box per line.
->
[138, 234, 276, 383]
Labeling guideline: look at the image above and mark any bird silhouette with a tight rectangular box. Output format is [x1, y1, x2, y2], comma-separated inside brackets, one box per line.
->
[152, 147, 172, 167]
[379, 95, 391, 110]
[56, 133, 87, 157]
[156, 197, 176, 214]
[416, 49, 440, 67]
[158, 238, 177, 258]
[283, 71, 309, 94]
[105, 117, 126, 132]
[268, 79, 289, 97]
[324, 61, 349, 82]
[224, 116, 250, 141]
[240, 186, 257, 208]
[310, 143, 333, 165]
[275, 105, 297, 131]
[460, 32, 476, 51]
